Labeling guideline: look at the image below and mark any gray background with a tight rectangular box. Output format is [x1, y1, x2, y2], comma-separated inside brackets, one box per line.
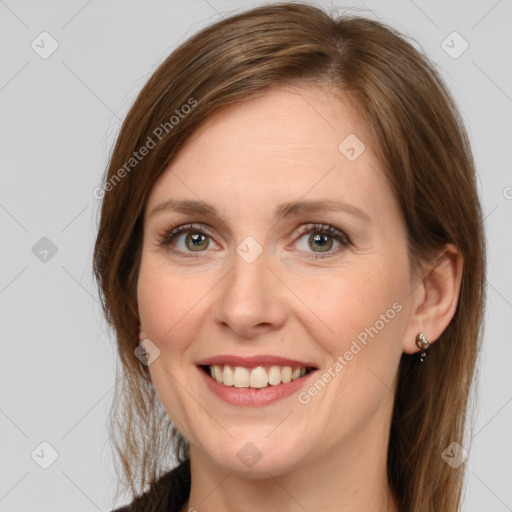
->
[1, 0, 511, 510]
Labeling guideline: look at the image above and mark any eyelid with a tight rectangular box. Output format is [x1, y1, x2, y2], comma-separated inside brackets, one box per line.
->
[156, 222, 217, 246]
[156, 221, 352, 258]
[290, 222, 351, 246]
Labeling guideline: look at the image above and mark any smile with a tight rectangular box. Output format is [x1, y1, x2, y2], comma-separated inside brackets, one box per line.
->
[196, 355, 318, 406]
[202, 364, 314, 389]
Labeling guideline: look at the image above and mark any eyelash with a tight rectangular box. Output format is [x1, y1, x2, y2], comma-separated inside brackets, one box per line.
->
[155, 222, 352, 260]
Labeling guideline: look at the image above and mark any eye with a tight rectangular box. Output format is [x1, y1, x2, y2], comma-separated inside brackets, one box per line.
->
[156, 223, 217, 258]
[156, 222, 352, 259]
[291, 223, 352, 259]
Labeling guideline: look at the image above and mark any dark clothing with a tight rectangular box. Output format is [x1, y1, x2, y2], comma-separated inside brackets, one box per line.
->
[111, 459, 191, 512]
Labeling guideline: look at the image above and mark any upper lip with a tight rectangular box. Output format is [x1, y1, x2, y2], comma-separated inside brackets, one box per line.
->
[196, 355, 317, 369]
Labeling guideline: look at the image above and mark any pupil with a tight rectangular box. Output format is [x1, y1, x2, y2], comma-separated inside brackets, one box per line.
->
[311, 233, 332, 252]
[188, 232, 207, 251]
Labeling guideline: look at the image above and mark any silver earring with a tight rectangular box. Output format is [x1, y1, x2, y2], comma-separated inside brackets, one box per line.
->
[416, 332, 430, 362]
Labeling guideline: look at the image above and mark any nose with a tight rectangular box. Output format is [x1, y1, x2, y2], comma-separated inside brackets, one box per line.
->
[213, 245, 287, 338]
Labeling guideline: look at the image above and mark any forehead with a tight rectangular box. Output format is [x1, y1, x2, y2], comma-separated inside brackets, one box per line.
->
[146, 85, 394, 225]
[178, 84, 370, 168]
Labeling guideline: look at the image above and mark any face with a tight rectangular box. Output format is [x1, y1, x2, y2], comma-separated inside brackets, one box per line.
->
[137, 84, 417, 477]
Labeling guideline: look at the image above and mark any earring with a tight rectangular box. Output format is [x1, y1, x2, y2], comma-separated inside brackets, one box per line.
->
[415, 332, 430, 362]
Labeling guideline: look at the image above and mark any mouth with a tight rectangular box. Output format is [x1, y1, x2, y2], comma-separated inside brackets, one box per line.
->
[195, 355, 319, 406]
[199, 364, 317, 389]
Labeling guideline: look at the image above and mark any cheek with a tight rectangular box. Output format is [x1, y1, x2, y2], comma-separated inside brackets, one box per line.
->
[137, 255, 218, 364]
[290, 259, 408, 370]
[137, 259, 207, 438]
[137, 258, 191, 345]
[138, 264, 170, 337]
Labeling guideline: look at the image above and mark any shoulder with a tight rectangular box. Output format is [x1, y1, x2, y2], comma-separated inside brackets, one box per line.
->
[110, 459, 191, 512]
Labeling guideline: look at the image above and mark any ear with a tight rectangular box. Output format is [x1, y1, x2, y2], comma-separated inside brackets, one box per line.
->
[402, 243, 464, 355]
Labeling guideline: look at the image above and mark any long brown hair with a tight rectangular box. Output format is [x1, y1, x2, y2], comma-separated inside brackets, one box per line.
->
[93, 3, 486, 510]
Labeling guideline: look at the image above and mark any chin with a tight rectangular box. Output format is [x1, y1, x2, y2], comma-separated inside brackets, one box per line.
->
[197, 430, 309, 478]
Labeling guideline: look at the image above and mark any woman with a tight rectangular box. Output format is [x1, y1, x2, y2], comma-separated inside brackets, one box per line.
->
[94, 3, 486, 511]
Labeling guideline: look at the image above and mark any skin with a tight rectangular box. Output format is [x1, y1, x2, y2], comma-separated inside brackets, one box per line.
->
[137, 84, 463, 512]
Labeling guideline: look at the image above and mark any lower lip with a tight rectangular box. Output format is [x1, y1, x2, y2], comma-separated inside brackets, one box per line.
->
[198, 366, 317, 406]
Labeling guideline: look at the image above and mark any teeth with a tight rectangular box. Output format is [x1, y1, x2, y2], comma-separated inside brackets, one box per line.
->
[223, 365, 233, 386]
[249, 366, 268, 388]
[268, 366, 281, 385]
[208, 364, 309, 389]
[213, 365, 223, 383]
[281, 366, 292, 383]
[233, 367, 249, 387]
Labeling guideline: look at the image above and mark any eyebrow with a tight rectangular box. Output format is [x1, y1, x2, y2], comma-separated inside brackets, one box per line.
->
[148, 198, 371, 223]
